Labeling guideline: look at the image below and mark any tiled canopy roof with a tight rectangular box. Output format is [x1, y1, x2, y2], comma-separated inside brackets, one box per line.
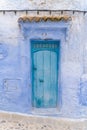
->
[18, 16, 71, 22]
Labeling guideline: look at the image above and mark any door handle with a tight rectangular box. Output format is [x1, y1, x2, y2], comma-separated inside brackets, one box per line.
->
[33, 67, 37, 70]
[39, 79, 44, 83]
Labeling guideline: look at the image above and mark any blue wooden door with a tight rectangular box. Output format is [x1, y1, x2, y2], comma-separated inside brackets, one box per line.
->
[31, 40, 60, 108]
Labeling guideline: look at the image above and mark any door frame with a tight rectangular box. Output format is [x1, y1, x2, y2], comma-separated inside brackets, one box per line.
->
[30, 39, 61, 112]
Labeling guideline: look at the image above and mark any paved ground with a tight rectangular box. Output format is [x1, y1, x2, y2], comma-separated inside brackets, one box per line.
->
[0, 112, 86, 130]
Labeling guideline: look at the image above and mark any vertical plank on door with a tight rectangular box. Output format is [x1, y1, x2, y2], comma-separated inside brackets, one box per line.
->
[44, 51, 51, 108]
[35, 51, 44, 108]
[32, 52, 37, 107]
[50, 51, 58, 107]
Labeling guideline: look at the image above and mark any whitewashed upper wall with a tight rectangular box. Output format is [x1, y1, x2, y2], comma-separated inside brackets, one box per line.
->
[0, 0, 87, 11]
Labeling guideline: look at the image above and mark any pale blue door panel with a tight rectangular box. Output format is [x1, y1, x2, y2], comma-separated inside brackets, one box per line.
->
[44, 51, 58, 108]
[36, 51, 44, 108]
[44, 51, 51, 107]
[50, 51, 58, 107]
[33, 51, 44, 108]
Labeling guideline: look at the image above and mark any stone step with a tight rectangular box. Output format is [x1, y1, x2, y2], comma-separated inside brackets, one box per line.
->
[0, 111, 86, 130]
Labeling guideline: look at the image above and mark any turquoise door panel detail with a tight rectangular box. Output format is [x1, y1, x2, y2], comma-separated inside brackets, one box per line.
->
[31, 40, 60, 108]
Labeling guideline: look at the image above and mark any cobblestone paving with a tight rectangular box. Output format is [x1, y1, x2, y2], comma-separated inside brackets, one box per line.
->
[0, 112, 85, 130]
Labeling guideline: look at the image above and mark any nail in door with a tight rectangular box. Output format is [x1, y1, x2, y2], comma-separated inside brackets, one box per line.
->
[31, 40, 60, 108]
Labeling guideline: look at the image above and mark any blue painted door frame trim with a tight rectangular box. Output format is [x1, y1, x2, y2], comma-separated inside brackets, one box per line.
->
[18, 20, 68, 115]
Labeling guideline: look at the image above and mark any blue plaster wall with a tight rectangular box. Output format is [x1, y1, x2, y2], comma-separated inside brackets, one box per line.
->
[0, 0, 86, 11]
[0, 11, 87, 118]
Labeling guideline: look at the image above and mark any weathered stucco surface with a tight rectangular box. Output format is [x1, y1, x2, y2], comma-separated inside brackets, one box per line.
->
[0, 0, 86, 120]
[0, 11, 86, 118]
[0, 0, 87, 11]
